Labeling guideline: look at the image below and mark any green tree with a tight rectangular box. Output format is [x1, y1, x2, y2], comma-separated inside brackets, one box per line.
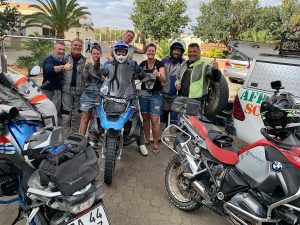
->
[230, 0, 260, 40]
[194, 0, 232, 45]
[0, 0, 21, 36]
[24, 0, 91, 39]
[131, 0, 190, 41]
[279, 0, 300, 39]
[17, 32, 53, 71]
[156, 39, 170, 59]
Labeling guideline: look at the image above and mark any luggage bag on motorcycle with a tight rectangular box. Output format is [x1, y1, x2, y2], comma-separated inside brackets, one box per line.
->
[170, 96, 201, 116]
[38, 133, 99, 196]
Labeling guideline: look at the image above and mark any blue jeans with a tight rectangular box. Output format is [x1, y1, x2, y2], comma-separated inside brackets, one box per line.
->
[139, 93, 163, 116]
[80, 91, 100, 112]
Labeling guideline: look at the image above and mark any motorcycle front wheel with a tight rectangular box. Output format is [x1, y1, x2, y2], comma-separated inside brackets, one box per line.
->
[164, 154, 202, 211]
[104, 136, 118, 185]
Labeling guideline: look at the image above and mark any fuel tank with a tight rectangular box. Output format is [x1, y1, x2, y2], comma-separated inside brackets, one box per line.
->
[0, 121, 37, 168]
[236, 145, 277, 190]
[236, 143, 300, 196]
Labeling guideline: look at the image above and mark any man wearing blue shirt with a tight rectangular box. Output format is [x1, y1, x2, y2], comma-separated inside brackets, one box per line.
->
[41, 42, 73, 115]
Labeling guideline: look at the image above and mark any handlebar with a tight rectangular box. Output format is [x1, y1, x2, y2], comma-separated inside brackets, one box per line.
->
[99, 92, 136, 102]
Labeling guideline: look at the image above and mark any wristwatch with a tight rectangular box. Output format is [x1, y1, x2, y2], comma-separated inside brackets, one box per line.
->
[61, 65, 65, 71]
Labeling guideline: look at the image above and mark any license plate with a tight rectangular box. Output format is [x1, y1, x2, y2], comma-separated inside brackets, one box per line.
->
[233, 64, 245, 69]
[67, 204, 110, 225]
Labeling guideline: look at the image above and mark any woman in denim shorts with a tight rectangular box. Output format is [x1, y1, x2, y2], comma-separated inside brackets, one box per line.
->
[79, 44, 105, 136]
[139, 43, 166, 154]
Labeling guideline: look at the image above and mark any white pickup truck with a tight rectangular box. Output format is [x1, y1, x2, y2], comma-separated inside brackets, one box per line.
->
[231, 40, 300, 144]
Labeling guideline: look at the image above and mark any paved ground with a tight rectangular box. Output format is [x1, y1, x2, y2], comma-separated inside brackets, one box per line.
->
[1, 43, 243, 224]
[0, 139, 249, 225]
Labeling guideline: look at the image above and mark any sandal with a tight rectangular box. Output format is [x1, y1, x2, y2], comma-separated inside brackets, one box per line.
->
[153, 146, 160, 154]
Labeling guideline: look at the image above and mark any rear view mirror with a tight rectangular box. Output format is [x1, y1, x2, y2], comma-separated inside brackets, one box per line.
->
[29, 65, 41, 76]
[271, 80, 282, 90]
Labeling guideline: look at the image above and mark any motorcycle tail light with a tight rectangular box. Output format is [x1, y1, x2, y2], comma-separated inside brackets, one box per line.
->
[67, 194, 95, 214]
[233, 95, 245, 121]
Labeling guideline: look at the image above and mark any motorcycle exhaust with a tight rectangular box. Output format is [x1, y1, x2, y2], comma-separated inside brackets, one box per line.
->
[191, 181, 210, 201]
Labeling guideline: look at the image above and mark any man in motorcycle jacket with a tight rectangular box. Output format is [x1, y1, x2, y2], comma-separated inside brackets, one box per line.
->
[161, 38, 185, 128]
[100, 41, 149, 156]
[62, 38, 86, 137]
[175, 43, 221, 102]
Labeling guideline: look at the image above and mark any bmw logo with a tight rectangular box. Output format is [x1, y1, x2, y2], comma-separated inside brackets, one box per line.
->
[272, 161, 283, 172]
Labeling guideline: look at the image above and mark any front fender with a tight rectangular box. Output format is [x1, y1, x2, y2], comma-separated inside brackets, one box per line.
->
[98, 104, 135, 130]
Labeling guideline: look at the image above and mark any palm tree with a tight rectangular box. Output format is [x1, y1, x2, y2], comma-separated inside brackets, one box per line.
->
[25, 0, 91, 39]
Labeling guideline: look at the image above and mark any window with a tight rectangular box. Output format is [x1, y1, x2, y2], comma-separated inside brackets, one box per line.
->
[229, 51, 248, 61]
[42, 28, 55, 37]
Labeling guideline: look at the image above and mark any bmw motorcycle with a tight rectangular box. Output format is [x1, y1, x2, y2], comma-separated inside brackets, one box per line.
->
[97, 87, 143, 185]
[162, 81, 300, 225]
[0, 107, 110, 225]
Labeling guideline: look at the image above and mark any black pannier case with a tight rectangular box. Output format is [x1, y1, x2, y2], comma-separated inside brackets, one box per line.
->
[38, 133, 99, 196]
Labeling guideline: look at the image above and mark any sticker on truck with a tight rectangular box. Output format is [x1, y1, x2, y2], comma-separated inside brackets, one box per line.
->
[240, 90, 268, 116]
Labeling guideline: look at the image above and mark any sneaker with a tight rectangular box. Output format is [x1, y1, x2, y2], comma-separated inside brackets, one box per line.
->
[139, 145, 148, 156]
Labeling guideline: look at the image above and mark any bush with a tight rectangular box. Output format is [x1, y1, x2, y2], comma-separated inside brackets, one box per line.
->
[16, 56, 35, 70]
[17, 32, 53, 71]
[201, 48, 228, 59]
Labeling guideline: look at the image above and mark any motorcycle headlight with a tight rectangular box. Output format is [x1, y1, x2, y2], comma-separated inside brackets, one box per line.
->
[66, 194, 95, 214]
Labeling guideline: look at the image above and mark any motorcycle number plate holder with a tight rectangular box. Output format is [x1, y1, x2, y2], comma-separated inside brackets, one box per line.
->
[66, 203, 110, 225]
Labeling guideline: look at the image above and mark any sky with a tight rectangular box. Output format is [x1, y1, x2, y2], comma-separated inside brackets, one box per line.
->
[10, 0, 283, 31]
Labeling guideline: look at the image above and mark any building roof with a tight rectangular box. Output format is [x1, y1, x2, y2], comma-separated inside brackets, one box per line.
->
[0, 2, 41, 16]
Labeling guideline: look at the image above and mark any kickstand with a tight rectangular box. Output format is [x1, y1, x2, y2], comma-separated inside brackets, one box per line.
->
[11, 207, 23, 225]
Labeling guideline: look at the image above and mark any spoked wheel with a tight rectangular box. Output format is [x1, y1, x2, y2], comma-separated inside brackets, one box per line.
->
[164, 155, 202, 211]
[104, 136, 118, 185]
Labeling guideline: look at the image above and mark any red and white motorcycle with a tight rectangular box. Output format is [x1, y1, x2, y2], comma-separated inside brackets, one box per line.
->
[162, 81, 300, 225]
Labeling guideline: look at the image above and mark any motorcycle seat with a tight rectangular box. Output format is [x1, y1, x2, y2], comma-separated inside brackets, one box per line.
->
[208, 130, 239, 152]
[188, 116, 239, 165]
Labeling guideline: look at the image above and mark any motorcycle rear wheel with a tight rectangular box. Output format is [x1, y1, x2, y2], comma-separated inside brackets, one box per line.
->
[164, 154, 202, 211]
[104, 136, 118, 185]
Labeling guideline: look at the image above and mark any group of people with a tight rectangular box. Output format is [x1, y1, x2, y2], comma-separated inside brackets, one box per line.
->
[41, 30, 222, 156]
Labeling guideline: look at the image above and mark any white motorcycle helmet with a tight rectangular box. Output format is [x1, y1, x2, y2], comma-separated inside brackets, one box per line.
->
[170, 38, 186, 52]
[113, 41, 129, 63]
[170, 38, 186, 59]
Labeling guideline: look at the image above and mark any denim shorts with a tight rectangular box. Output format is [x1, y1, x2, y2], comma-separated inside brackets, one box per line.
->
[139, 92, 163, 116]
[80, 91, 100, 112]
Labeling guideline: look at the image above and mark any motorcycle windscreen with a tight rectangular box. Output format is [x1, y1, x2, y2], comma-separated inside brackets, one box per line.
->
[98, 104, 135, 130]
